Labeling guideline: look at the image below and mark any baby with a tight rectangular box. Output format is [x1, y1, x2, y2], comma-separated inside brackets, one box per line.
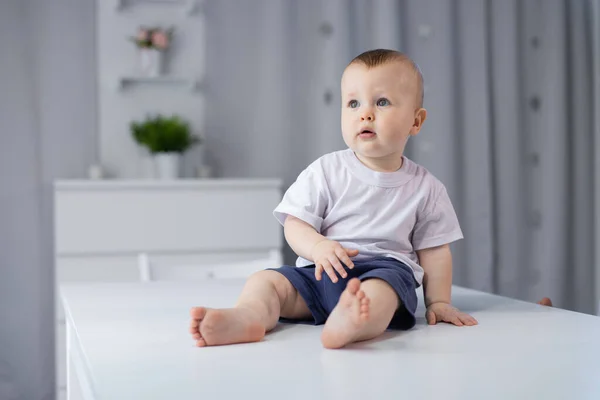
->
[189, 49, 477, 349]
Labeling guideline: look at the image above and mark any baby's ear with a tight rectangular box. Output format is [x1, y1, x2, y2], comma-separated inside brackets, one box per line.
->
[411, 108, 427, 135]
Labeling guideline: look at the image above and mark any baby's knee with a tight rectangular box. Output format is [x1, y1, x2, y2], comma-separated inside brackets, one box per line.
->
[248, 269, 279, 280]
[247, 269, 285, 285]
[248, 269, 293, 295]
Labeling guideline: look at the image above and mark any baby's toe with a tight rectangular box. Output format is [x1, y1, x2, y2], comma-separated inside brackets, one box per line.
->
[190, 307, 207, 320]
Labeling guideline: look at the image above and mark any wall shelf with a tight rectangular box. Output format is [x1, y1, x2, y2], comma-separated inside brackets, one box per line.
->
[116, 76, 203, 92]
[114, 0, 200, 16]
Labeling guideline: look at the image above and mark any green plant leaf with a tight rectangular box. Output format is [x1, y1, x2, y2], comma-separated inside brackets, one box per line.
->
[130, 114, 200, 154]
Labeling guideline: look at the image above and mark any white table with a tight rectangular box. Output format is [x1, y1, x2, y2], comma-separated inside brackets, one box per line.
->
[61, 280, 600, 400]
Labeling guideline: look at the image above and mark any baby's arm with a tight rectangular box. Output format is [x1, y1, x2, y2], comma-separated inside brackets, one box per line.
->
[284, 215, 327, 260]
[419, 244, 452, 306]
[418, 244, 478, 326]
[284, 216, 358, 283]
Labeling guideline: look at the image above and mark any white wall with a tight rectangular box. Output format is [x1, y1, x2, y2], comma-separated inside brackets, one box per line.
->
[97, 1, 206, 179]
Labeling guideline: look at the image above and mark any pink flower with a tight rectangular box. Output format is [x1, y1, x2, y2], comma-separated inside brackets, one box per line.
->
[136, 28, 149, 43]
[152, 31, 169, 50]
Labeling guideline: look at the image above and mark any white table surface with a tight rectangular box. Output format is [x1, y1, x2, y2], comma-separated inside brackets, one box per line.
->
[61, 280, 600, 400]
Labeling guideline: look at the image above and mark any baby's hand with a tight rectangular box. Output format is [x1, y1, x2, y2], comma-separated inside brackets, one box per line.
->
[311, 240, 359, 283]
[426, 302, 478, 326]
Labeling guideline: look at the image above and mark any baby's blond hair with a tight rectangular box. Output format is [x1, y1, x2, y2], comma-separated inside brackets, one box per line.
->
[347, 49, 424, 108]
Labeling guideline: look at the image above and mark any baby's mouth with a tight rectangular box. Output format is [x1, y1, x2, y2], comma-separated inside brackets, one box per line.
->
[359, 129, 376, 138]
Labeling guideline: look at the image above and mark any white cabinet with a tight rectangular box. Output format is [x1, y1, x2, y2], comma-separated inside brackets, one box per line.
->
[53, 179, 283, 397]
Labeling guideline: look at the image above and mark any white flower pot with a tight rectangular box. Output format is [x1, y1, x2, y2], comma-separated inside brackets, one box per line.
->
[138, 48, 163, 77]
[154, 153, 180, 179]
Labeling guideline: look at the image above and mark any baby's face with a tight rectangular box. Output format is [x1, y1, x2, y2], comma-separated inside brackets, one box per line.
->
[341, 62, 422, 165]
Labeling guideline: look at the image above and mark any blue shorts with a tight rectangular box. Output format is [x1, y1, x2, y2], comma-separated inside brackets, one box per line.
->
[269, 257, 418, 330]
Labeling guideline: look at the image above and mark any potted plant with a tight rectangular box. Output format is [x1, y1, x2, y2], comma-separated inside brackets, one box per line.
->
[130, 114, 200, 179]
[130, 26, 174, 77]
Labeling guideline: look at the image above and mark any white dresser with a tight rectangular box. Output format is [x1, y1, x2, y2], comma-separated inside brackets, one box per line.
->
[53, 179, 283, 398]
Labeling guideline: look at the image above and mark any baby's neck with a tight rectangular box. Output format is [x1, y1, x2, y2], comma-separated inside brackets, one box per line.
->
[354, 152, 404, 172]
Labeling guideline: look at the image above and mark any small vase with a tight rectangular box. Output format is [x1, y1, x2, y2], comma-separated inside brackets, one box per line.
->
[154, 153, 180, 179]
[138, 48, 163, 77]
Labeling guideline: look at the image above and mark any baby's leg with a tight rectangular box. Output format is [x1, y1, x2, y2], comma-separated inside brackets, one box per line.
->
[321, 278, 399, 349]
[189, 270, 310, 347]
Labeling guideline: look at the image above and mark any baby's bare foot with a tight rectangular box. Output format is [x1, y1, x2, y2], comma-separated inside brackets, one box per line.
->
[537, 297, 553, 307]
[321, 278, 370, 349]
[189, 307, 265, 347]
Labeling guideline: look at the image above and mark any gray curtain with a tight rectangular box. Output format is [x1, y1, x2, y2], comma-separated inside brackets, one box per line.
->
[402, 0, 595, 313]
[0, 0, 96, 398]
[205, 0, 597, 313]
[593, 0, 600, 317]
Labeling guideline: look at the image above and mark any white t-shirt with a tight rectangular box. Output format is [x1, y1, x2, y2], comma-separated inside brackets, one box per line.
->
[273, 148, 463, 285]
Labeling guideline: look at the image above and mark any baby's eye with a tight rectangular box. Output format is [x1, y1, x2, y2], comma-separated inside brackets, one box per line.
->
[348, 100, 359, 108]
[377, 98, 390, 107]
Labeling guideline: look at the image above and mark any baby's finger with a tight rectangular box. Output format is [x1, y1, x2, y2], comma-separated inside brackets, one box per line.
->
[321, 260, 339, 283]
[328, 255, 348, 279]
[345, 248, 359, 257]
[426, 309, 437, 325]
[460, 314, 478, 326]
[335, 248, 354, 269]
[315, 264, 323, 281]
[449, 315, 464, 326]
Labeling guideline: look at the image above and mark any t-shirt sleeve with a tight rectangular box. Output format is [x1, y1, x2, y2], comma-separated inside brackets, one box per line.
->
[412, 185, 463, 250]
[273, 165, 328, 232]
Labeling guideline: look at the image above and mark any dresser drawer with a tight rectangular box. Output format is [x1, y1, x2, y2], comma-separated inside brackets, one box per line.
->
[55, 180, 283, 256]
